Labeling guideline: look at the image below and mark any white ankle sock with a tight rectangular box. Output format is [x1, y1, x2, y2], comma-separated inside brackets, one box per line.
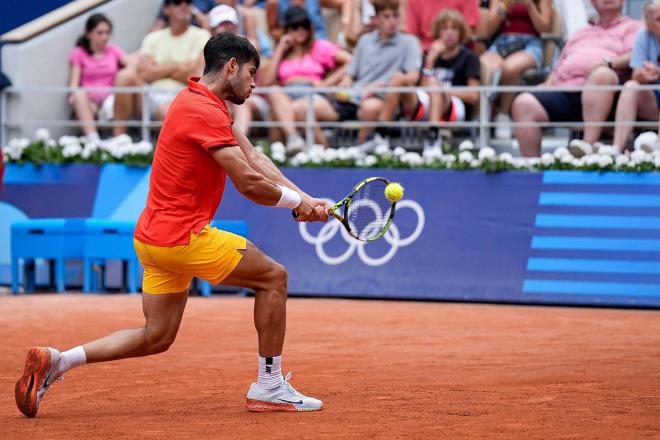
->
[257, 355, 282, 390]
[58, 346, 87, 374]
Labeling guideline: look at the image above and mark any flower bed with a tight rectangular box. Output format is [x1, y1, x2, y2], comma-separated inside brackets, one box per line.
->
[3, 129, 660, 172]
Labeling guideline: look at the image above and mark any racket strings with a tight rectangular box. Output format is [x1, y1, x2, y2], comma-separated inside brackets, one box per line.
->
[347, 180, 393, 241]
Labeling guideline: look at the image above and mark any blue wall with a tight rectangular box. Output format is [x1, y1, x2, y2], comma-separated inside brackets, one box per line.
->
[2, 164, 660, 308]
[1, 1, 71, 35]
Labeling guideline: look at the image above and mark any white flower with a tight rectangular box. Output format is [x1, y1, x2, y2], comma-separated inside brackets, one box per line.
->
[422, 145, 443, 160]
[458, 140, 475, 151]
[541, 153, 555, 166]
[134, 141, 153, 155]
[401, 151, 423, 166]
[46, 139, 57, 149]
[511, 158, 526, 168]
[583, 154, 599, 166]
[553, 147, 570, 159]
[598, 155, 614, 167]
[374, 143, 391, 156]
[59, 135, 79, 146]
[498, 152, 513, 163]
[470, 159, 482, 168]
[270, 141, 286, 155]
[393, 146, 406, 157]
[271, 150, 286, 163]
[477, 146, 496, 161]
[62, 142, 83, 158]
[458, 151, 473, 162]
[290, 151, 310, 167]
[597, 145, 617, 156]
[615, 154, 629, 167]
[561, 155, 573, 165]
[524, 157, 540, 168]
[35, 128, 50, 142]
[364, 155, 377, 167]
[321, 148, 338, 161]
[571, 157, 584, 167]
[442, 155, 457, 164]
[336, 148, 350, 161]
[655, 156, 660, 168]
[346, 147, 362, 160]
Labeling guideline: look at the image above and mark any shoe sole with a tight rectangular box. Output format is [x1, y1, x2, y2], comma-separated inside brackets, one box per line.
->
[15, 347, 52, 418]
[246, 398, 322, 412]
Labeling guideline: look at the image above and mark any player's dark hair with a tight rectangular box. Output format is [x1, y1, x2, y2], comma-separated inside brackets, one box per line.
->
[76, 13, 113, 55]
[203, 32, 260, 76]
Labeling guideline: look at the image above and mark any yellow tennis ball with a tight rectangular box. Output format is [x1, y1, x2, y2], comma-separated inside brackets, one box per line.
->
[384, 182, 404, 202]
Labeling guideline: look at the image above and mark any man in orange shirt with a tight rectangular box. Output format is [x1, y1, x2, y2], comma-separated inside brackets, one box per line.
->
[15, 33, 328, 416]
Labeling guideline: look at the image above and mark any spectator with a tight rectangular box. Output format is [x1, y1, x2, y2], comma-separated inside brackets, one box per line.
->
[338, 0, 422, 145]
[151, 0, 216, 31]
[266, 0, 328, 41]
[344, 0, 377, 48]
[421, 9, 481, 125]
[211, 0, 274, 57]
[511, 0, 642, 157]
[209, 4, 271, 137]
[113, 0, 211, 136]
[481, 0, 553, 139]
[261, 6, 351, 148]
[405, 0, 480, 51]
[552, 0, 595, 37]
[612, 0, 660, 152]
[68, 14, 133, 143]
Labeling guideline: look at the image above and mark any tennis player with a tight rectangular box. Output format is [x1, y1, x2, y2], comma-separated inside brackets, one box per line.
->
[15, 33, 328, 417]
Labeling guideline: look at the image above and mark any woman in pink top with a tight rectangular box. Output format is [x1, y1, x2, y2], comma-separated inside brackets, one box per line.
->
[261, 6, 351, 149]
[68, 14, 131, 142]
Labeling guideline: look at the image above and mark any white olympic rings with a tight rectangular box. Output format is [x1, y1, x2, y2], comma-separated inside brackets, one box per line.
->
[298, 199, 425, 266]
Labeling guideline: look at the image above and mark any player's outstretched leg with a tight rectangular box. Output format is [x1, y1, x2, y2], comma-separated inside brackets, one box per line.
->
[221, 241, 322, 412]
[15, 290, 188, 417]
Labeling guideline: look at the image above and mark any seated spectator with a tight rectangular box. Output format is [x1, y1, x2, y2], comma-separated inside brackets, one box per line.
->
[552, 0, 595, 37]
[113, 0, 211, 136]
[338, 0, 422, 144]
[421, 9, 481, 125]
[151, 0, 216, 31]
[405, 0, 480, 51]
[68, 14, 133, 143]
[211, 0, 274, 57]
[511, 0, 642, 157]
[261, 6, 351, 149]
[209, 4, 271, 136]
[481, 0, 553, 139]
[612, 0, 660, 152]
[266, 0, 328, 41]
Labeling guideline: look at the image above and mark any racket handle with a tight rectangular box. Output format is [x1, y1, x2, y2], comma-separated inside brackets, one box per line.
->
[292, 210, 299, 219]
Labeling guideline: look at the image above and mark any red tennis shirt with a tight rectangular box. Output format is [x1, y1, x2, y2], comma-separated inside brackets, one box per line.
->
[134, 77, 238, 246]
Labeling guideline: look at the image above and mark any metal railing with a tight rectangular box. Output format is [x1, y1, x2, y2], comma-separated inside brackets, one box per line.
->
[2, 83, 659, 149]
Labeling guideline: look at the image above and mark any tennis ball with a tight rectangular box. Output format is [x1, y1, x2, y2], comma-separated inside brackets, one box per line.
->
[384, 182, 404, 203]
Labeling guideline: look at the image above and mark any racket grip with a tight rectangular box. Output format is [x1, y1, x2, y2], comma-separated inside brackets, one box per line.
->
[292, 210, 299, 219]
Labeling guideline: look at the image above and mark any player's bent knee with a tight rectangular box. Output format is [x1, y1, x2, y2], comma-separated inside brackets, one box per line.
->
[144, 326, 177, 355]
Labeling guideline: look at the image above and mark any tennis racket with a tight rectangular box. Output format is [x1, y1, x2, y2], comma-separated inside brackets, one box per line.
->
[294, 177, 397, 242]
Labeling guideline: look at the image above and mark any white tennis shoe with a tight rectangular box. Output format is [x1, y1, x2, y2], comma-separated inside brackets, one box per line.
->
[246, 372, 323, 412]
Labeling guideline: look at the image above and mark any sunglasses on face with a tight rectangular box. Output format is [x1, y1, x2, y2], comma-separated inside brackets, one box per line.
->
[286, 20, 311, 31]
[168, 0, 192, 6]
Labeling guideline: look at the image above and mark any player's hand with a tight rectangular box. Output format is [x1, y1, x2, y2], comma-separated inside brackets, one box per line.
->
[292, 193, 317, 222]
[311, 198, 329, 222]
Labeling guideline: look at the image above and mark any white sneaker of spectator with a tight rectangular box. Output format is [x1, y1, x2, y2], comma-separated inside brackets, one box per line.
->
[634, 131, 659, 153]
[356, 133, 389, 153]
[494, 113, 512, 139]
[286, 134, 305, 155]
[568, 139, 594, 158]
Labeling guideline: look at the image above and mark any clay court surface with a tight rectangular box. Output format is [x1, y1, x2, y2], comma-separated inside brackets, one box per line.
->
[1, 295, 660, 439]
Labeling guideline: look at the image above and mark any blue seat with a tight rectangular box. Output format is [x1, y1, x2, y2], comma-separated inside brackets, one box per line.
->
[11, 218, 86, 293]
[196, 220, 249, 297]
[83, 220, 139, 294]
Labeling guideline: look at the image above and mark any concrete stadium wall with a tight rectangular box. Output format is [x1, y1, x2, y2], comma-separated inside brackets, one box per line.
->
[2, 0, 161, 140]
[2, 165, 660, 308]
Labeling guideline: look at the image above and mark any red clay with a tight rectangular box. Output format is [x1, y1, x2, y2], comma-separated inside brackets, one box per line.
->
[1, 295, 659, 439]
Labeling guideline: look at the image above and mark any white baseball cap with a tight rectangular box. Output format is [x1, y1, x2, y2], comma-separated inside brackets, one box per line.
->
[209, 5, 240, 29]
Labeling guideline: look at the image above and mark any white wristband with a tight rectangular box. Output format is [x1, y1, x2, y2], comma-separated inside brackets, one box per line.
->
[275, 185, 302, 209]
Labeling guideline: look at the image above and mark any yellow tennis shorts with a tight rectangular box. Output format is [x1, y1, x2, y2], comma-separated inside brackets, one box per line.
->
[134, 225, 247, 294]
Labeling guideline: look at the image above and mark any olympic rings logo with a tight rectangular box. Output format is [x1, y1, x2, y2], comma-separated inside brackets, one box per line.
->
[298, 199, 425, 266]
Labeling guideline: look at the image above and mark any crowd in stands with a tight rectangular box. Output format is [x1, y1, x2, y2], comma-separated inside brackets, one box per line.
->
[65, 0, 659, 157]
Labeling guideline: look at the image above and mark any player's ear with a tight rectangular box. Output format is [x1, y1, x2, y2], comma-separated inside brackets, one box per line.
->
[228, 57, 238, 76]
